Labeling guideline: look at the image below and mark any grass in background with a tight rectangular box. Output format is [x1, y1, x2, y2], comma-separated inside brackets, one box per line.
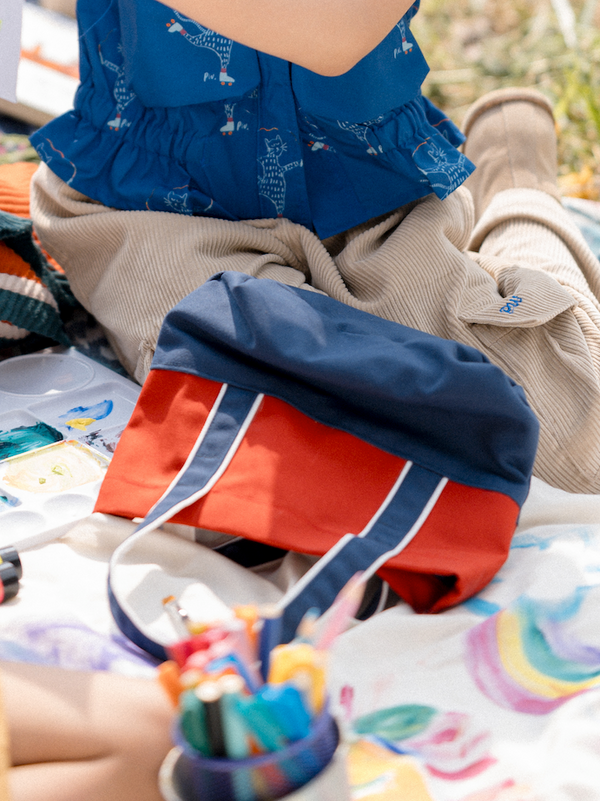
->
[412, 0, 600, 197]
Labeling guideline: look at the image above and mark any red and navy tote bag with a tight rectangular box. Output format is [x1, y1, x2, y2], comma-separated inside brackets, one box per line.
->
[96, 272, 539, 657]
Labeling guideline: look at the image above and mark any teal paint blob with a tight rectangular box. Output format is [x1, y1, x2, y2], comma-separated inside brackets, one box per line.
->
[0, 489, 21, 508]
[353, 704, 436, 740]
[0, 421, 64, 460]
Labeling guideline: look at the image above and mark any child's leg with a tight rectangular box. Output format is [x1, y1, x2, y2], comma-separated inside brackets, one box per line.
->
[30, 164, 316, 384]
[464, 88, 600, 307]
[462, 91, 600, 492]
[31, 92, 600, 493]
[3, 661, 173, 801]
[307, 144, 600, 493]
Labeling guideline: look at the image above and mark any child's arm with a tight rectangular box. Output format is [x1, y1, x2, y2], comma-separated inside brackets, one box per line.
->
[3, 661, 173, 801]
[159, 0, 416, 76]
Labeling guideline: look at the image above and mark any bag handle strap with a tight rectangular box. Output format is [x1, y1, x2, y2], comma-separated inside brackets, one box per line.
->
[277, 463, 447, 640]
[108, 384, 448, 657]
[108, 384, 263, 659]
[129, 383, 263, 535]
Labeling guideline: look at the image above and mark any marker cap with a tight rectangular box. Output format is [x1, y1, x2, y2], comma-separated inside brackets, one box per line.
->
[0, 562, 19, 603]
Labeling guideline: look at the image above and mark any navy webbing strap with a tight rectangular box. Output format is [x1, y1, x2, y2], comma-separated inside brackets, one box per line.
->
[132, 384, 262, 535]
[277, 462, 447, 641]
[108, 384, 448, 657]
[107, 384, 263, 659]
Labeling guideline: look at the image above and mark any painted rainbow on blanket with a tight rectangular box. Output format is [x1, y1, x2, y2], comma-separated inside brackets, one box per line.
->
[465, 592, 600, 714]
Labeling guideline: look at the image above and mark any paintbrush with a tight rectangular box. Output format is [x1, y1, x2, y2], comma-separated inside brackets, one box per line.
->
[313, 572, 366, 650]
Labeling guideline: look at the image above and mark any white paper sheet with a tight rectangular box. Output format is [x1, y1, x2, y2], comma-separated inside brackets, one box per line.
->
[0, 0, 24, 103]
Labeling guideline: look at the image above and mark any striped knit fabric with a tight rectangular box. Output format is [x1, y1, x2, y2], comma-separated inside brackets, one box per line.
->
[0, 162, 72, 349]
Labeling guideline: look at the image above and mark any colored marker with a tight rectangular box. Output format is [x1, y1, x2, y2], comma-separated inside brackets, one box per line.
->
[168, 628, 230, 668]
[267, 643, 327, 714]
[180, 688, 210, 755]
[233, 695, 308, 790]
[0, 562, 19, 604]
[0, 546, 21, 579]
[196, 680, 226, 757]
[257, 683, 311, 742]
[257, 683, 322, 782]
[180, 667, 208, 691]
[219, 675, 255, 801]
[218, 675, 250, 759]
[222, 618, 260, 668]
[234, 693, 287, 753]
[205, 653, 261, 694]
[157, 660, 183, 707]
[233, 604, 260, 657]
[294, 607, 320, 644]
[258, 604, 283, 682]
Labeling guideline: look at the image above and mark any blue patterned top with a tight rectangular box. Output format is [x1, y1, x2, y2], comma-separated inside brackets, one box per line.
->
[31, 0, 475, 239]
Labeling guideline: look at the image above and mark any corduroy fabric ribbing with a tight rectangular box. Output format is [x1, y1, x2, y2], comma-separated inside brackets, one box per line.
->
[30, 163, 600, 493]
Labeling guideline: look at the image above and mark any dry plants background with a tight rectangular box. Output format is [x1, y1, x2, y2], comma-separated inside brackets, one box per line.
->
[412, 0, 600, 197]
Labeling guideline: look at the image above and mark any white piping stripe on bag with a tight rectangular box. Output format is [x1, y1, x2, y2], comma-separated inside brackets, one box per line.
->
[110, 387, 264, 572]
[361, 476, 448, 581]
[145, 382, 230, 509]
[357, 460, 413, 538]
[277, 460, 414, 610]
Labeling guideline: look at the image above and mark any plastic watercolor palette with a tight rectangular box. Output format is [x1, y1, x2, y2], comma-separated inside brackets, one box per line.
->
[0, 347, 140, 549]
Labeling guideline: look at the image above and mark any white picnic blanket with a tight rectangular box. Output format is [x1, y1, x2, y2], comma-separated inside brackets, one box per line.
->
[2, 474, 600, 800]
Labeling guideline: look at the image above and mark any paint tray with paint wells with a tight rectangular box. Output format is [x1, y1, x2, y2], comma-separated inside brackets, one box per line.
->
[0, 347, 141, 548]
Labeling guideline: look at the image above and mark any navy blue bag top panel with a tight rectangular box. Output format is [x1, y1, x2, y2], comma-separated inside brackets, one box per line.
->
[151, 272, 539, 505]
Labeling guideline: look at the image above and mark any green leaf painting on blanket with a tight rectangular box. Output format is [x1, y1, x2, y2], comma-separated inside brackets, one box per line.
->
[352, 705, 495, 780]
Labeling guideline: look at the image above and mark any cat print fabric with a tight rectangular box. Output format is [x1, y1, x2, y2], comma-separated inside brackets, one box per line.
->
[258, 135, 303, 217]
[31, 0, 474, 238]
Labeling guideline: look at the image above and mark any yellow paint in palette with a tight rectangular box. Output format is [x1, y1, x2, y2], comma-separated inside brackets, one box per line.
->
[64, 417, 96, 431]
[1, 440, 109, 494]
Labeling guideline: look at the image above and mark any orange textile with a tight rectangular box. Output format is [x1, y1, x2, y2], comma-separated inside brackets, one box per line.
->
[0, 241, 43, 284]
[0, 161, 71, 347]
[96, 371, 520, 616]
[0, 162, 62, 271]
[0, 161, 37, 218]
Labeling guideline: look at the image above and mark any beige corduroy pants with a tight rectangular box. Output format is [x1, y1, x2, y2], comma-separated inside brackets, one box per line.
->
[30, 162, 600, 494]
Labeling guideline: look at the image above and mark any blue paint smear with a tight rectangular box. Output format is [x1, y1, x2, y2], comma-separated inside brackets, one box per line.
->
[512, 526, 595, 551]
[0, 421, 63, 460]
[58, 399, 114, 426]
[462, 597, 502, 617]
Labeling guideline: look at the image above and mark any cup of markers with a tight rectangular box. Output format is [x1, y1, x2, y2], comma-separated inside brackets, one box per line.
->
[158, 576, 364, 801]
